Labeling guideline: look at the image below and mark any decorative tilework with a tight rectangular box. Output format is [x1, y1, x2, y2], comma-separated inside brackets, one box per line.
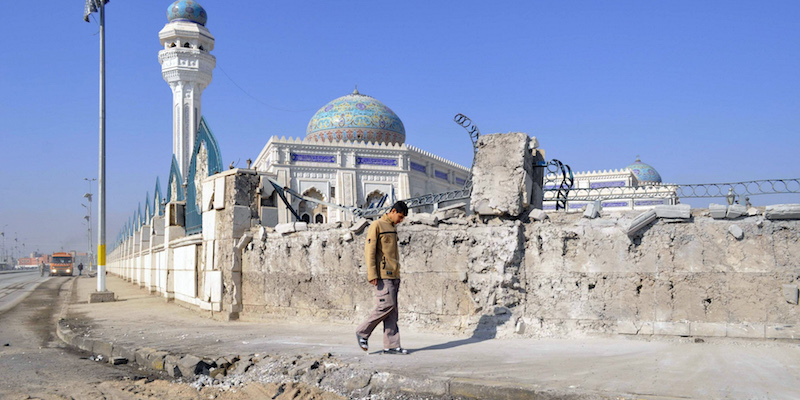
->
[435, 170, 448, 180]
[306, 90, 405, 145]
[569, 203, 586, 209]
[626, 158, 662, 183]
[356, 157, 397, 166]
[634, 199, 666, 206]
[542, 205, 557, 210]
[291, 153, 335, 163]
[410, 161, 426, 173]
[167, 0, 207, 26]
[455, 177, 466, 185]
[601, 201, 629, 208]
[591, 180, 626, 189]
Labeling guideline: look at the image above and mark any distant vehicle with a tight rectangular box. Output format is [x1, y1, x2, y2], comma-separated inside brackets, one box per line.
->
[49, 253, 73, 276]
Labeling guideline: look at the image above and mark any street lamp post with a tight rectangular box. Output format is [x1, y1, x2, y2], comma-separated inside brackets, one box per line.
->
[84, 177, 96, 272]
[84, 0, 113, 302]
[1, 224, 6, 266]
[82, 205, 92, 272]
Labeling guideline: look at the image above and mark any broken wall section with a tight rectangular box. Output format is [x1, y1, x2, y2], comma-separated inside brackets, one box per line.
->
[523, 211, 800, 339]
[239, 217, 527, 336]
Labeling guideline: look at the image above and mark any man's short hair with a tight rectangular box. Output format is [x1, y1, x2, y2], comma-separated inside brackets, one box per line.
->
[390, 201, 408, 216]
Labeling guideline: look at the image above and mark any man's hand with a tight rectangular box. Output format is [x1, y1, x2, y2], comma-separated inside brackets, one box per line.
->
[369, 279, 378, 286]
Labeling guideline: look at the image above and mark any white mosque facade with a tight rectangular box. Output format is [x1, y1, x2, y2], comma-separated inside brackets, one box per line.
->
[252, 89, 471, 224]
[543, 158, 680, 212]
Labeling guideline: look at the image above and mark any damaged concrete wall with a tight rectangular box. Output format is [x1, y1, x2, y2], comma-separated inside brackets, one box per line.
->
[523, 211, 800, 339]
[109, 133, 800, 341]
[239, 211, 800, 340]
[240, 217, 526, 335]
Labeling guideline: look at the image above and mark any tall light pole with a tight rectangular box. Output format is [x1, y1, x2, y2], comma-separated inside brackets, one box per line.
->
[84, 176, 95, 271]
[1, 224, 6, 265]
[84, 0, 113, 300]
[82, 204, 92, 271]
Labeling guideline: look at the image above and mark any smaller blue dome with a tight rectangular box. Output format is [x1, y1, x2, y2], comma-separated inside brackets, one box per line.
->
[626, 157, 662, 184]
[168, 0, 207, 26]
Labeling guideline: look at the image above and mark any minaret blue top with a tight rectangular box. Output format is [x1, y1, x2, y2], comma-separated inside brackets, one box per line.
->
[167, 0, 208, 26]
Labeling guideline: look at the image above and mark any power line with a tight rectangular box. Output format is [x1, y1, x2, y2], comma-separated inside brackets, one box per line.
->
[216, 64, 316, 113]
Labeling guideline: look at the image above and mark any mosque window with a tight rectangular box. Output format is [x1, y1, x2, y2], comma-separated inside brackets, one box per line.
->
[170, 42, 176, 48]
[198, 45, 204, 51]
[301, 214, 310, 223]
[183, 42, 191, 48]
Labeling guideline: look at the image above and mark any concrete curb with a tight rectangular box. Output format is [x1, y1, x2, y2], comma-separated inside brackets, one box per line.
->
[54, 316, 620, 400]
[54, 281, 617, 399]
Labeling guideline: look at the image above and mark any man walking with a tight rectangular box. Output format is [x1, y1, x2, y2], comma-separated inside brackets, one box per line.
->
[356, 201, 409, 355]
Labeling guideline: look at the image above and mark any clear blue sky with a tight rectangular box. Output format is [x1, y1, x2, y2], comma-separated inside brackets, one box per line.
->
[1, 1, 798, 255]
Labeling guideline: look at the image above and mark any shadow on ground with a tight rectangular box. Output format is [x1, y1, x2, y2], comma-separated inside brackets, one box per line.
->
[411, 313, 511, 353]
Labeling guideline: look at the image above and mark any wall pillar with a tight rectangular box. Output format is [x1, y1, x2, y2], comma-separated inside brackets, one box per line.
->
[164, 201, 186, 301]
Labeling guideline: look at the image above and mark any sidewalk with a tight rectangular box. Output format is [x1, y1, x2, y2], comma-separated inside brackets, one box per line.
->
[58, 275, 800, 399]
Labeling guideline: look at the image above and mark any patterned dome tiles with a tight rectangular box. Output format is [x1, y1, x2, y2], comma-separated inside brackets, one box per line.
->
[626, 157, 662, 183]
[306, 90, 405, 145]
[168, 0, 208, 26]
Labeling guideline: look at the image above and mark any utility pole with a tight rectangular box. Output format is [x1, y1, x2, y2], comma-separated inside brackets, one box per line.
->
[1, 224, 6, 266]
[84, 0, 114, 302]
[84, 177, 96, 271]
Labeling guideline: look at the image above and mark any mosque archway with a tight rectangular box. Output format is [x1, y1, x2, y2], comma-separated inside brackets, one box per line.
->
[365, 190, 386, 209]
[299, 188, 327, 223]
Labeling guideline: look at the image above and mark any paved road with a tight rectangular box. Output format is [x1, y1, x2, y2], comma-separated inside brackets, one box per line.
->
[0, 270, 50, 314]
[0, 276, 164, 399]
[0, 276, 343, 400]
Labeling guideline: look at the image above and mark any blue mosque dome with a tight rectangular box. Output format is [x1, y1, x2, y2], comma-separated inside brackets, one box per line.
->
[167, 0, 208, 26]
[306, 88, 406, 145]
[626, 157, 662, 184]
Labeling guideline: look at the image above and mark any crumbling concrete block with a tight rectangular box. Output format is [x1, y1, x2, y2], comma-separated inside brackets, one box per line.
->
[726, 204, 746, 219]
[350, 218, 370, 234]
[213, 176, 225, 210]
[728, 224, 744, 240]
[783, 285, 799, 305]
[583, 200, 601, 219]
[406, 213, 439, 226]
[177, 354, 214, 377]
[433, 203, 467, 220]
[232, 206, 251, 238]
[164, 355, 182, 377]
[655, 204, 690, 219]
[148, 350, 169, 371]
[470, 132, 534, 218]
[765, 204, 800, 220]
[747, 207, 760, 216]
[275, 222, 308, 235]
[341, 232, 353, 242]
[528, 208, 548, 222]
[709, 204, 727, 219]
[627, 209, 657, 237]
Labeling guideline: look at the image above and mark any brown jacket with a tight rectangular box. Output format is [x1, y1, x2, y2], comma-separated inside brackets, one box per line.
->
[364, 214, 400, 281]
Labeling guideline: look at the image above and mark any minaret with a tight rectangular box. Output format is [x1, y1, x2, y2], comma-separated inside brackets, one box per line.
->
[158, 0, 215, 179]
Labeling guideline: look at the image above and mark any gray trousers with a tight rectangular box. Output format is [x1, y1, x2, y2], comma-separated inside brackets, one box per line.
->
[356, 279, 401, 349]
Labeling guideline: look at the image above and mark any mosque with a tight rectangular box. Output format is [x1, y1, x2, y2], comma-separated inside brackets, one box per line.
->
[156, 0, 469, 228]
[543, 157, 680, 212]
[151, 0, 675, 237]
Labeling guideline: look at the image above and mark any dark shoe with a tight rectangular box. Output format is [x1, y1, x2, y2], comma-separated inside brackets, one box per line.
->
[382, 347, 408, 355]
[357, 335, 368, 351]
